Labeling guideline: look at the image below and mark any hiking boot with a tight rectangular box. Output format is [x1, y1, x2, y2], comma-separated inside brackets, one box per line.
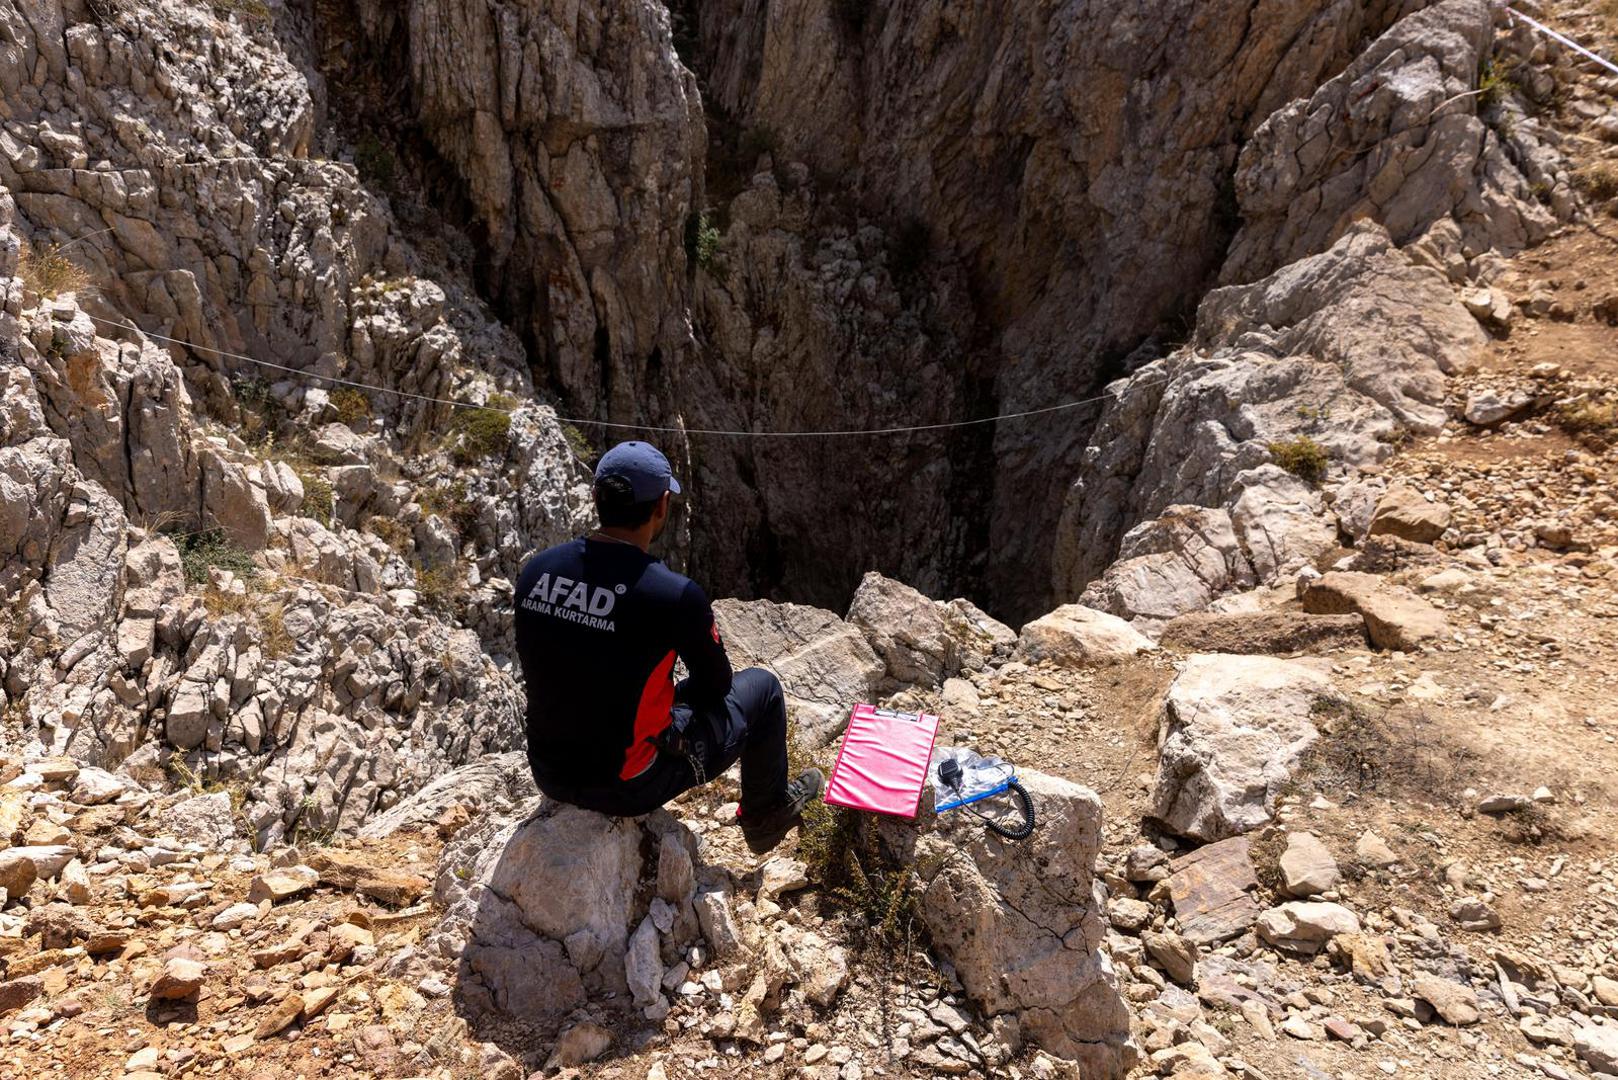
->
[739, 768, 825, 855]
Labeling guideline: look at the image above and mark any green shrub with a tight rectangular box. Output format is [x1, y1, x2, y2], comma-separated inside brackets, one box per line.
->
[415, 563, 459, 612]
[330, 387, 371, 426]
[419, 479, 479, 539]
[562, 424, 594, 463]
[446, 397, 515, 464]
[365, 514, 412, 552]
[693, 213, 722, 270]
[297, 468, 335, 525]
[1268, 435, 1330, 484]
[174, 529, 258, 586]
[1476, 58, 1515, 109]
[1554, 398, 1618, 447]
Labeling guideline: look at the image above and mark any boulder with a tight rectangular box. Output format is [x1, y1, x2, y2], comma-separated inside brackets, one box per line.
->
[1463, 388, 1532, 427]
[199, 448, 271, 551]
[1256, 902, 1360, 953]
[1411, 972, 1481, 1026]
[0, 976, 42, 1015]
[430, 797, 712, 1024]
[1228, 466, 1338, 584]
[1301, 571, 1449, 651]
[1151, 655, 1342, 841]
[248, 866, 319, 904]
[149, 957, 206, 1000]
[0, 850, 39, 902]
[1367, 485, 1451, 544]
[159, 792, 237, 847]
[1157, 611, 1367, 655]
[1354, 831, 1398, 868]
[1576, 1022, 1618, 1074]
[846, 572, 957, 687]
[1278, 832, 1339, 897]
[6, 845, 77, 879]
[1014, 605, 1157, 667]
[713, 598, 883, 745]
[68, 767, 126, 805]
[1141, 930, 1197, 986]
[882, 771, 1136, 1077]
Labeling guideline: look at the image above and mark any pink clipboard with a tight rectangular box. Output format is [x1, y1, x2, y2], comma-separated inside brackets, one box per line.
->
[823, 703, 941, 819]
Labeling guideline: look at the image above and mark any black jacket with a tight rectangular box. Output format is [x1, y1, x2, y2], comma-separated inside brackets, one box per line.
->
[513, 538, 732, 786]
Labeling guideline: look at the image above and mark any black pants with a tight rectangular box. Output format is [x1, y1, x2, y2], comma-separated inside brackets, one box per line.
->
[533, 667, 790, 819]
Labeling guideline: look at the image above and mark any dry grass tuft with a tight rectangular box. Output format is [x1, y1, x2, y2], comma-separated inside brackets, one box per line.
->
[17, 240, 89, 299]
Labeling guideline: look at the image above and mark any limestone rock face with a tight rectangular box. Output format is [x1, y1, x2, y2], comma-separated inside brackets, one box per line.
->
[349, 0, 702, 423]
[1151, 655, 1344, 842]
[1078, 507, 1255, 622]
[157, 793, 236, 849]
[1056, 223, 1485, 608]
[885, 771, 1136, 1077]
[692, 0, 1439, 617]
[0, 0, 595, 851]
[1223, 0, 1556, 285]
[846, 572, 957, 688]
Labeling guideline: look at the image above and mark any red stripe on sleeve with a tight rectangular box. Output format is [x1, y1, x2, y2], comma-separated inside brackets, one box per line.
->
[620, 650, 677, 780]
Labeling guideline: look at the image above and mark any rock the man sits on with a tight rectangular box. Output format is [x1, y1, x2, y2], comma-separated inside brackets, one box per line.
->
[513, 440, 822, 853]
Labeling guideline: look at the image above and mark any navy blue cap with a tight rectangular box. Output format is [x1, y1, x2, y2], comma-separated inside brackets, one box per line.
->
[594, 441, 682, 502]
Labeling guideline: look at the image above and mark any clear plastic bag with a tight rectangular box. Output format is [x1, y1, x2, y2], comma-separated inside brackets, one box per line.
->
[931, 746, 1016, 812]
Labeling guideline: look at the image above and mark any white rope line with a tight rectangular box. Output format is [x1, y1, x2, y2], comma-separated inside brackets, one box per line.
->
[1506, 6, 1618, 78]
[84, 313, 1167, 438]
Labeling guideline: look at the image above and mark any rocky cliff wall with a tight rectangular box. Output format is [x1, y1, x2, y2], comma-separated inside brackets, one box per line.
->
[342, 0, 1565, 621]
[0, 0, 594, 843]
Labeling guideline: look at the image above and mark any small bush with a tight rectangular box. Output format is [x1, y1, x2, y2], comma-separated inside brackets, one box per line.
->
[174, 529, 258, 586]
[17, 240, 89, 300]
[365, 514, 412, 553]
[415, 563, 459, 612]
[1476, 58, 1515, 109]
[693, 213, 722, 270]
[260, 601, 294, 659]
[1574, 162, 1618, 202]
[1554, 398, 1618, 447]
[562, 424, 594, 463]
[446, 397, 515, 464]
[297, 468, 335, 525]
[209, 0, 271, 20]
[354, 134, 397, 193]
[201, 585, 252, 618]
[1268, 435, 1330, 484]
[420, 479, 480, 540]
[330, 387, 371, 427]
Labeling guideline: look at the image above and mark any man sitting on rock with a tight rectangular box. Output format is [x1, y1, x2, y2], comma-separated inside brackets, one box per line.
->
[513, 439, 823, 853]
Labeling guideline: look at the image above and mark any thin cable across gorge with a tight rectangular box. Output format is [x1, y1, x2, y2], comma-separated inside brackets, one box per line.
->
[84, 313, 1169, 439]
